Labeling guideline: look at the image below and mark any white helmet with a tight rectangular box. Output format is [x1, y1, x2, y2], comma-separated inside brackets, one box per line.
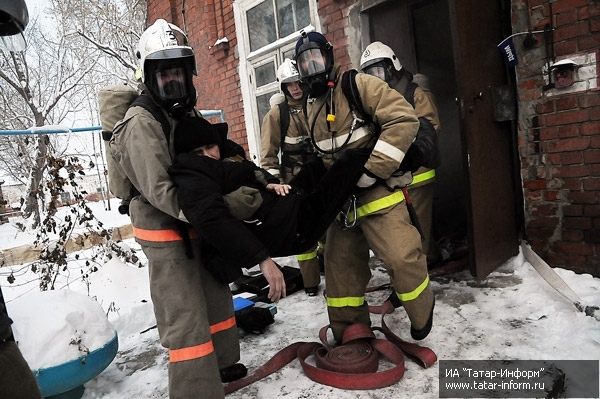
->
[137, 19, 196, 82]
[137, 19, 197, 116]
[360, 41, 402, 72]
[277, 59, 300, 86]
[277, 58, 301, 97]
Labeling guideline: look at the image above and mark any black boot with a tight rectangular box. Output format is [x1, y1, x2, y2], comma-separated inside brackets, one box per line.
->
[410, 297, 435, 341]
[386, 291, 403, 308]
[220, 363, 247, 383]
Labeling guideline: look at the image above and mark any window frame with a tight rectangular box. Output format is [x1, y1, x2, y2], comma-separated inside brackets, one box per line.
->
[233, 0, 320, 164]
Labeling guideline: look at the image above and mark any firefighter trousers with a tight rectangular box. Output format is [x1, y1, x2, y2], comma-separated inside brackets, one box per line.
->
[145, 244, 240, 399]
[325, 199, 434, 342]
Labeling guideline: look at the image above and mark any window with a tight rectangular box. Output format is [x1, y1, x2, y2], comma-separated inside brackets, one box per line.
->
[234, 0, 319, 162]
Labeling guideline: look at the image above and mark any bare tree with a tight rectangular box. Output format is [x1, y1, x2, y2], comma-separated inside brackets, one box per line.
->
[0, 0, 146, 227]
[0, 0, 147, 289]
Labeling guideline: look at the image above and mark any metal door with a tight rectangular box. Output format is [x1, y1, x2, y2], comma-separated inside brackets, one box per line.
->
[451, 0, 519, 279]
[365, 0, 520, 279]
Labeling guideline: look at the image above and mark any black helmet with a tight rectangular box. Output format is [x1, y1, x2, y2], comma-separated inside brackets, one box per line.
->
[0, 0, 29, 51]
[294, 31, 334, 97]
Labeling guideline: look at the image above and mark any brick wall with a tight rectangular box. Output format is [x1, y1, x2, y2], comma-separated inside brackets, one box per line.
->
[146, 0, 246, 149]
[513, 0, 600, 276]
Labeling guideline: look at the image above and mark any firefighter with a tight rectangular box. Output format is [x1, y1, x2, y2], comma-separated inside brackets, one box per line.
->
[294, 31, 435, 342]
[260, 59, 323, 295]
[360, 42, 442, 273]
[110, 19, 285, 398]
[0, 1, 44, 397]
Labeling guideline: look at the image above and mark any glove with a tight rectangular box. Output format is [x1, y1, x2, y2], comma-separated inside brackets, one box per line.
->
[385, 170, 413, 190]
[356, 172, 377, 188]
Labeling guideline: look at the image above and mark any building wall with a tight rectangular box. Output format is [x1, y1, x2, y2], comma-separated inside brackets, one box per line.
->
[146, 0, 248, 150]
[512, 0, 600, 275]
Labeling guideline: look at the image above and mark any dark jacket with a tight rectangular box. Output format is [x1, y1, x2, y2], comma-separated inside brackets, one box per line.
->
[169, 142, 372, 283]
[0, 286, 14, 341]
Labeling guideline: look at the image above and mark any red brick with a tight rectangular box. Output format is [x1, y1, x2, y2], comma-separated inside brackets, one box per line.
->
[536, 101, 555, 113]
[563, 177, 583, 190]
[580, 93, 600, 108]
[558, 124, 579, 138]
[562, 151, 583, 164]
[553, 240, 594, 255]
[579, 33, 600, 50]
[568, 191, 597, 203]
[539, 127, 558, 140]
[564, 204, 583, 216]
[584, 204, 600, 217]
[581, 121, 600, 136]
[553, 21, 589, 41]
[583, 177, 600, 190]
[584, 150, 600, 163]
[562, 229, 583, 241]
[563, 216, 594, 230]
[546, 137, 590, 153]
[545, 109, 589, 126]
[544, 190, 561, 201]
[555, 9, 577, 26]
[556, 96, 578, 111]
[527, 216, 559, 229]
[529, 203, 558, 216]
[524, 179, 547, 190]
[551, 0, 591, 13]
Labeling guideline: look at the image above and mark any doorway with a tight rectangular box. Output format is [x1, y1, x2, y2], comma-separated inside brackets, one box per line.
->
[361, 0, 520, 279]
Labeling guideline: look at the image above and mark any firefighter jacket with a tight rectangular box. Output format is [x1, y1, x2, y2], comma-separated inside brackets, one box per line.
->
[392, 76, 441, 188]
[305, 65, 420, 210]
[110, 100, 196, 248]
[260, 95, 310, 182]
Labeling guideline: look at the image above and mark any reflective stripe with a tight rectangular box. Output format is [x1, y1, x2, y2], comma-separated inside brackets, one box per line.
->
[133, 226, 198, 242]
[327, 296, 365, 308]
[398, 275, 430, 302]
[297, 249, 318, 261]
[169, 341, 214, 363]
[314, 126, 371, 152]
[284, 135, 307, 145]
[209, 316, 237, 334]
[411, 169, 436, 185]
[265, 168, 280, 177]
[373, 140, 406, 163]
[345, 191, 405, 224]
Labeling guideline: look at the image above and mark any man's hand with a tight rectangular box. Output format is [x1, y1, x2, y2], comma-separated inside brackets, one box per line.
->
[259, 258, 287, 303]
[266, 183, 291, 196]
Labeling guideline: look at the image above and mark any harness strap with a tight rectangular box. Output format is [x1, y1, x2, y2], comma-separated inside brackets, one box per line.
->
[411, 169, 436, 185]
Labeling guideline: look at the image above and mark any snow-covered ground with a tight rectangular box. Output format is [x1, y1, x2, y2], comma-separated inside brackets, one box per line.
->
[1, 201, 599, 398]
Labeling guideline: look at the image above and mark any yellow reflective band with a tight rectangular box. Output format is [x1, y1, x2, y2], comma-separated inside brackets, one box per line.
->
[398, 275, 430, 302]
[411, 169, 436, 185]
[326, 296, 365, 308]
[346, 191, 405, 223]
[297, 249, 318, 261]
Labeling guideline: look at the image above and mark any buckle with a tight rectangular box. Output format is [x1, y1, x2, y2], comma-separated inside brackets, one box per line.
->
[335, 195, 357, 230]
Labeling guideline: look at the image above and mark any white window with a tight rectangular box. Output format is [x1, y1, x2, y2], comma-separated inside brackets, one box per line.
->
[234, 0, 320, 163]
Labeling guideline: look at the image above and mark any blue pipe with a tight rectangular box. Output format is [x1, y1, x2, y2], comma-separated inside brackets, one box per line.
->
[0, 110, 225, 135]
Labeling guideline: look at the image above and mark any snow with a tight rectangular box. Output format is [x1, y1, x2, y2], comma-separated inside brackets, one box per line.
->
[1, 201, 599, 398]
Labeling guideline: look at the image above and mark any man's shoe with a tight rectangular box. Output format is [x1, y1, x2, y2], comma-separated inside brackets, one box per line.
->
[220, 363, 247, 383]
[410, 298, 435, 341]
[386, 291, 403, 308]
[305, 286, 318, 296]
